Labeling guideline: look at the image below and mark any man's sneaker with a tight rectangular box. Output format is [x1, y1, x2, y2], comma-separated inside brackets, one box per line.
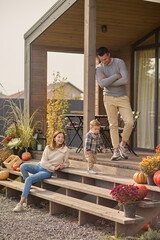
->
[119, 144, 128, 159]
[13, 203, 24, 212]
[111, 150, 121, 161]
[88, 169, 97, 174]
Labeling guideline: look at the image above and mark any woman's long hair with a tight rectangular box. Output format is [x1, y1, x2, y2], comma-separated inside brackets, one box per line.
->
[49, 131, 66, 150]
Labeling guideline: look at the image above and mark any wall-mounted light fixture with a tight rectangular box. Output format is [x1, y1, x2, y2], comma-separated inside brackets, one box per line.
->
[101, 25, 107, 33]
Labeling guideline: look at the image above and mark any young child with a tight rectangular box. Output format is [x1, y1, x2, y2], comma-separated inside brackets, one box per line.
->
[84, 119, 106, 174]
[13, 131, 70, 212]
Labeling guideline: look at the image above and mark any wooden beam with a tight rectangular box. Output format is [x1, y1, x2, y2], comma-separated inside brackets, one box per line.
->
[24, 41, 31, 121]
[83, 0, 96, 147]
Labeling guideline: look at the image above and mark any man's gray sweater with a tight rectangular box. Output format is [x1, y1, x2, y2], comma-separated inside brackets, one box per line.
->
[96, 58, 128, 97]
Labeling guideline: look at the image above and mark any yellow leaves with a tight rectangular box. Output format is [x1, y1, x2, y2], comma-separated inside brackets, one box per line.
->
[46, 72, 69, 145]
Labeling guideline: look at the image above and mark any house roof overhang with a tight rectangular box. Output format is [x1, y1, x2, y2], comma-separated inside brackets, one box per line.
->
[24, 0, 160, 53]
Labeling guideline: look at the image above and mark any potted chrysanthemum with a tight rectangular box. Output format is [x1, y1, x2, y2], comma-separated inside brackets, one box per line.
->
[140, 156, 160, 185]
[110, 184, 141, 218]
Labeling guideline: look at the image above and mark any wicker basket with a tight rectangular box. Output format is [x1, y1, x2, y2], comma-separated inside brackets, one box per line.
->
[3, 155, 22, 169]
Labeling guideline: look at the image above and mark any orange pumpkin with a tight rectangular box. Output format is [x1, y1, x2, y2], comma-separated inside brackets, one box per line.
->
[0, 170, 9, 180]
[134, 184, 148, 199]
[133, 171, 147, 184]
[22, 152, 31, 161]
[153, 170, 160, 186]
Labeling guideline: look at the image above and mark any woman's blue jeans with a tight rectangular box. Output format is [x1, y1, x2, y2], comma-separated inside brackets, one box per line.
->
[20, 163, 52, 198]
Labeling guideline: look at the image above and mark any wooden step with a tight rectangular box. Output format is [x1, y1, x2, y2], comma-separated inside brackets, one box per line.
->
[1, 175, 160, 237]
[43, 177, 113, 199]
[0, 180, 144, 227]
[43, 177, 160, 208]
[3, 169, 159, 209]
[3, 167, 160, 196]
[58, 167, 135, 184]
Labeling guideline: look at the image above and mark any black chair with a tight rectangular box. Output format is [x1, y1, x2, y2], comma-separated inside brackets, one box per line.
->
[98, 116, 113, 153]
[65, 122, 83, 153]
[118, 111, 141, 156]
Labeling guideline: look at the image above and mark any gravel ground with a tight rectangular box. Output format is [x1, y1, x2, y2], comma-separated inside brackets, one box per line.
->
[0, 193, 114, 240]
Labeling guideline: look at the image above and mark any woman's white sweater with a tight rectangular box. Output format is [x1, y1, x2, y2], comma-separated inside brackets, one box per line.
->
[40, 145, 70, 172]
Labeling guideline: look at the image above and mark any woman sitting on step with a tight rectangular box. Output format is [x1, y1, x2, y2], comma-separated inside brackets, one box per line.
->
[13, 131, 70, 212]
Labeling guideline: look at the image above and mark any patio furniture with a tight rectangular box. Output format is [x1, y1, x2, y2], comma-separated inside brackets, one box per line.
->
[65, 114, 113, 153]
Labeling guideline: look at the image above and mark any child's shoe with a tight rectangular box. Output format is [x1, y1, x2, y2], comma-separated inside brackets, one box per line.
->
[88, 169, 97, 174]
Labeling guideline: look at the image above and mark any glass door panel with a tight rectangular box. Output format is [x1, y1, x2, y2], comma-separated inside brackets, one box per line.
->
[134, 49, 155, 149]
[158, 48, 160, 143]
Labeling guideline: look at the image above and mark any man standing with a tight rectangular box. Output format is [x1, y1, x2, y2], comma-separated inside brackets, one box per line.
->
[96, 47, 134, 161]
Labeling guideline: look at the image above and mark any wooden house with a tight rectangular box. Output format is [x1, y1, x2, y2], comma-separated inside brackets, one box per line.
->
[24, 0, 160, 151]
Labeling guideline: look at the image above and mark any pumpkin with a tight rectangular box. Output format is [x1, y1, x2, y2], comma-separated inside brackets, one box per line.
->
[134, 184, 148, 199]
[0, 170, 9, 180]
[142, 222, 151, 230]
[22, 152, 31, 161]
[153, 170, 160, 186]
[133, 171, 147, 184]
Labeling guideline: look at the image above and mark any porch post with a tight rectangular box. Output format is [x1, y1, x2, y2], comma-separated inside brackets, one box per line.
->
[83, 0, 96, 148]
[24, 40, 31, 122]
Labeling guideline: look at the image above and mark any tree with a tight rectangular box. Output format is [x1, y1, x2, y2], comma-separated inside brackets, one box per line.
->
[46, 72, 69, 144]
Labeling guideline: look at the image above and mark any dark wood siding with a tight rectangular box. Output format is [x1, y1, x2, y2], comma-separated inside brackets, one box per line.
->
[30, 45, 47, 133]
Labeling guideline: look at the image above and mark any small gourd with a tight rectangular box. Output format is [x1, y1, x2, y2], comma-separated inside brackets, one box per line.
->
[133, 171, 147, 184]
[22, 152, 31, 161]
[0, 170, 9, 180]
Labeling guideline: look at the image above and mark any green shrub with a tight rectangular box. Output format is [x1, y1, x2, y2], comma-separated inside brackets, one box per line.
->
[139, 227, 160, 240]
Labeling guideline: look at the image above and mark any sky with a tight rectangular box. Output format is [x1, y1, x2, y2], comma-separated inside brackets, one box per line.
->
[0, 0, 84, 96]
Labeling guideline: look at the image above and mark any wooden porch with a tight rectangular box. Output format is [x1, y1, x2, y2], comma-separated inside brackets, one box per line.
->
[24, 0, 160, 151]
[1, 148, 160, 237]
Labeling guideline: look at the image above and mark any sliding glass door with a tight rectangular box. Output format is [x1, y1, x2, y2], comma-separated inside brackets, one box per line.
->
[134, 49, 155, 149]
[133, 28, 160, 150]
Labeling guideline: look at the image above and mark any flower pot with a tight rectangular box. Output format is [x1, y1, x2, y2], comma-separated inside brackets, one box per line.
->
[123, 204, 136, 218]
[12, 148, 19, 156]
[12, 148, 25, 158]
[147, 175, 156, 186]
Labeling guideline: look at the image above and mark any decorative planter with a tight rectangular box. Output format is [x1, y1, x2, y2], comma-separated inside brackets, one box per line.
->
[147, 175, 156, 186]
[12, 148, 19, 156]
[123, 204, 136, 218]
[12, 148, 25, 158]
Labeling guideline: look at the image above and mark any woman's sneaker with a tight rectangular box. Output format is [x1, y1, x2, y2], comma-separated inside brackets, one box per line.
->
[111, 150, 121, 161]
[13, 203, 24, 212]
[119, 144, 128, 159]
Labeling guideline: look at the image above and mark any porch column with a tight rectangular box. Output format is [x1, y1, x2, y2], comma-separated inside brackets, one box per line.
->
[24, 40, 31, 121]
[83, 0, 96, 147]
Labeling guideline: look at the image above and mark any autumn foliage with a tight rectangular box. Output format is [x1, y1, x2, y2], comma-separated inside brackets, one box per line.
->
[46, 72, 69, 145]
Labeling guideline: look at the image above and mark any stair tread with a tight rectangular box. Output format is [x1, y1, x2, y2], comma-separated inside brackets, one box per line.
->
[0, 179, 144, 224]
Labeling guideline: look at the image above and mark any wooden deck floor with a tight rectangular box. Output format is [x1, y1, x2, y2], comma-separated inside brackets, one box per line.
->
[69, 148, 154, 168]
[31, 148, 155, 176]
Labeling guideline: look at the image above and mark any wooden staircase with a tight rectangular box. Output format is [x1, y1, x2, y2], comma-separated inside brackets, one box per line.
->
[0, 149, 160, 238]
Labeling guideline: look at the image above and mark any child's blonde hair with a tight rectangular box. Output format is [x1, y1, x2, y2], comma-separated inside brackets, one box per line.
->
[90, 119, 101, 128]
